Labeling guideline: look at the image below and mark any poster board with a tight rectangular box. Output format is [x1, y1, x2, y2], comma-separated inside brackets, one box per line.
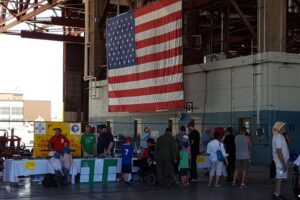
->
[80, 159, 118, 183]
[34, 122, 82, 158]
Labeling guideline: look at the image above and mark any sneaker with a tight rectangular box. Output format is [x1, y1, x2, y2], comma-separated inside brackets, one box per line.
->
[240, 184, 247, 188]
[215, 184, 222, 188]
[124, 181, 130, 185]
[232, 182, 236, 187]
[190, 179, 199, 182]
[272, 194, 287, 200]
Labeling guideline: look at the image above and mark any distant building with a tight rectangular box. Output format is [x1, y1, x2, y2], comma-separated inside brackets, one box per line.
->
[0, 92, 51, 146]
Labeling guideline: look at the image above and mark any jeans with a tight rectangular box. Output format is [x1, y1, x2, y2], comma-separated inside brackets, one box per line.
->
[190, 155, 198, 180]
[62, 167, 70, 185]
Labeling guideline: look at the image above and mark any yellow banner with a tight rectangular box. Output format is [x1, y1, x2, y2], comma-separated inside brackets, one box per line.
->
[34, 122, 82, 158]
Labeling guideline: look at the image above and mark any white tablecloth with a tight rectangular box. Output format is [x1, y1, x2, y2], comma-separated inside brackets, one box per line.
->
[4, 158, 139, 184]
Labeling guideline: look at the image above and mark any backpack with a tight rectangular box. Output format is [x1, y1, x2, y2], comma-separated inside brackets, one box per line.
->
[42, 174, 57, 187]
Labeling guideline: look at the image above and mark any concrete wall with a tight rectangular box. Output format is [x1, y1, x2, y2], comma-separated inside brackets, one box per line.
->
[90, 52, 300, 165]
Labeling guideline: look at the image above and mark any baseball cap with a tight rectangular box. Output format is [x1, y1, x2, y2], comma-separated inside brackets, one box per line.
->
[48, 151, 55, 157]
[187, 122, 194, 127]
[53, 128, 62, 132]
[225, 127, 233, 133]
[99, 124, 107, 129]
[64, 147, 72, 154]
[273, 121, 286, 133]
[125, 137, 132, 143]
[146, 138, 155, 144]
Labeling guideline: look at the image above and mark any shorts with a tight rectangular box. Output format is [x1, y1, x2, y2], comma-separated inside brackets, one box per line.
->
[275, 160, 288, 179]
[235, 159, 250, 170]
[121, 164, 132, 173]
[179, 168, 189, 176]
[210, 160, 223, 176]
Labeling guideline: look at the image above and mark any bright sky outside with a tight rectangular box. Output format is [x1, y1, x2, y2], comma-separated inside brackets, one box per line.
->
[0, 34, 63, 120]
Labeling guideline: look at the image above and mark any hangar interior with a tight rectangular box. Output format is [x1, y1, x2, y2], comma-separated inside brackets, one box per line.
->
[1, 0, 300, 164]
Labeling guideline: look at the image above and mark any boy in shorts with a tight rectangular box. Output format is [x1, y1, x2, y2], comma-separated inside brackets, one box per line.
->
[121, 137, 134, 185]
[179, 140, 190, 186]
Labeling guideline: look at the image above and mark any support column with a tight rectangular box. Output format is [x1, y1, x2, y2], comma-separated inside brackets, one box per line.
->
[89, 0, 106, 77]
[257, 0, 287, 52]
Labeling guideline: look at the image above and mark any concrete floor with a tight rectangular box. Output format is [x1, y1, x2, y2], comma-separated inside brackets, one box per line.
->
[0, 166, 295, 200]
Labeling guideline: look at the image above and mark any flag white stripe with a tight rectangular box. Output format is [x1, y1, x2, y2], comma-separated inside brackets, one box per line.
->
[135, 1, 181, 26]
[136, 38, 182, 57]
[108, 73, 183, 91]
[108, 55, 182, 77]
[136, 19, 182, 42]
[109, 91, 184, 105]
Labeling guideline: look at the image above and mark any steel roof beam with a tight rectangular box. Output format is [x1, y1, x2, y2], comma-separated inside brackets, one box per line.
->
[51, 17, 84, 28]
[21, 30, 84, 43]
[0, 0, 63, 33]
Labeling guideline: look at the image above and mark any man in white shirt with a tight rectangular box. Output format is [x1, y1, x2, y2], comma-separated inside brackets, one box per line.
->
[272, 121, 290, 200]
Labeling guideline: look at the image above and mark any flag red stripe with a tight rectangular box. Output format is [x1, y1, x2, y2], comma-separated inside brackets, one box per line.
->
[137, 47, 182, 65]
[136, 29, 182, 49]
[135, 0, 180, 18]
[108, 100, 184, 112]
[135, 11, 181, 33]
[108, 64, 183, 84]
[108, 82, 183, 98]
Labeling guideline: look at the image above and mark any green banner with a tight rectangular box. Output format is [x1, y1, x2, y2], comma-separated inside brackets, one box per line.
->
[80, 159, 95, 184]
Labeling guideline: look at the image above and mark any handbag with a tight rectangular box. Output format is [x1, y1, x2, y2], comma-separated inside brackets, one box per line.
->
[216, 143, 225, 162]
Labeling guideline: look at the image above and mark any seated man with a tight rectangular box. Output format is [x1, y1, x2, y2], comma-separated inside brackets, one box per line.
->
[139, 138, 156, 174]
[141, 138, 155, 160]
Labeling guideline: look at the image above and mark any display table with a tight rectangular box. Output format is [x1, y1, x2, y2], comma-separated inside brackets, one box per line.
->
[4, 158, 139, 184]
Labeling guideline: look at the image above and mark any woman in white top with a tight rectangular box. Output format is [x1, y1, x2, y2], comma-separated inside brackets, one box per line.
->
[206, 130, 228, 188]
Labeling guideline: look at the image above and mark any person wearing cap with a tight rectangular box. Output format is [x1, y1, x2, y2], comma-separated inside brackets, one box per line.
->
[97, 124, 114, 156]
[176, 126, 188, 151]
[223, 127, 236, 181]
[48, 128, 70, 153]
[232, 126, 251, 188]
[155, 127, 177, 186]
[61, 147, 73, 185]
[81, 125, 96, 157]
[140, 138, 155, 160]
[179, 139, 191, 186]
[187, 122, 200, 181]
[121, 137, 134, 184]
[272, 121, 289, 200]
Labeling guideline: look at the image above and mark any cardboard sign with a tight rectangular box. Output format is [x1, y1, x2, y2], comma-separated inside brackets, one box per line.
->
[34, 122, 82, 158]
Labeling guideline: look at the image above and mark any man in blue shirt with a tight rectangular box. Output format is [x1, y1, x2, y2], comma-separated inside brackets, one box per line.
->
[121, 137, 134, 184]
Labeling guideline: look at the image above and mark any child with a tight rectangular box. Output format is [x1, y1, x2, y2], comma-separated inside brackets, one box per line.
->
[61, 147, 73, 185]
[121, 137, 134, 185]
[48, 151, 63, 186]
[179, 140, 190, 186]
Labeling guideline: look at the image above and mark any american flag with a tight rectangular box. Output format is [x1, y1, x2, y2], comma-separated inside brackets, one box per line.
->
[106, 0, 184, 112]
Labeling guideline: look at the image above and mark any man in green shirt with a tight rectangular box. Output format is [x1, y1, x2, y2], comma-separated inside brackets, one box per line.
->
[81, 125, 96, 157]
